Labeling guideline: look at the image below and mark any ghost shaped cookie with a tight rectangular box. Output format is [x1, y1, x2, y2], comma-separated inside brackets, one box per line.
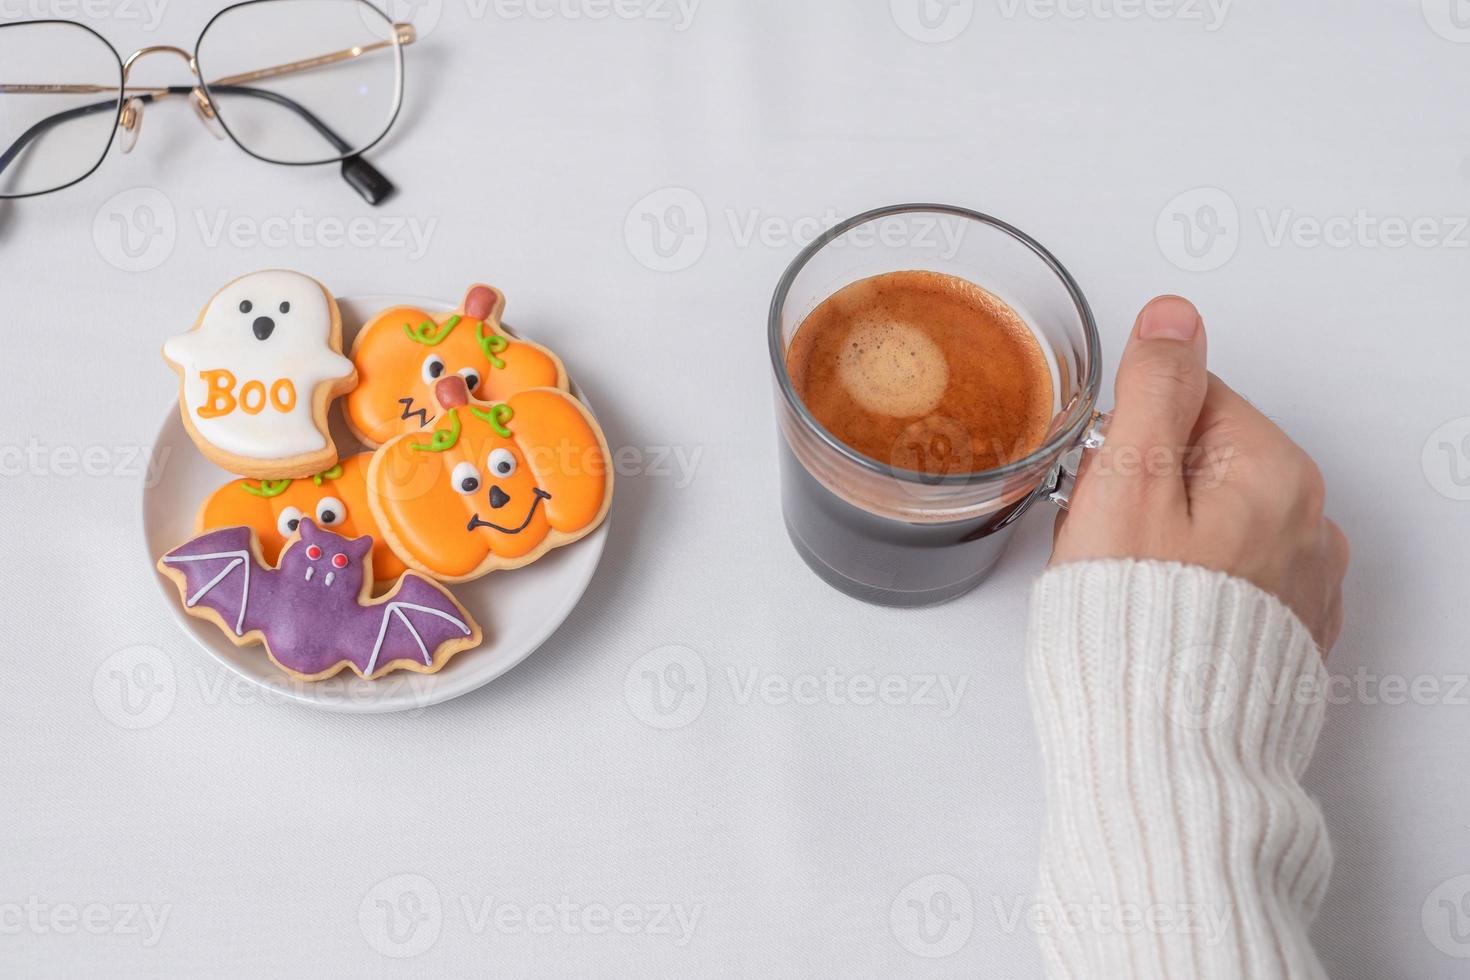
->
[164, 270, 357, 479]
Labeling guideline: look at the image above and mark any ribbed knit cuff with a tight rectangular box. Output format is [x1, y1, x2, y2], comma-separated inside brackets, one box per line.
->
[1026, 560, 1332, 980]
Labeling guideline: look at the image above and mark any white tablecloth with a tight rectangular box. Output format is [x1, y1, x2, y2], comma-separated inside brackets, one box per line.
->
[4, 1, 1468, 976]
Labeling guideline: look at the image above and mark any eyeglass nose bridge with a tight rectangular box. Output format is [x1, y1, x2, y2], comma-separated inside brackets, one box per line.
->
[116, 46, 227, 150]
[121, 45, 197, 79]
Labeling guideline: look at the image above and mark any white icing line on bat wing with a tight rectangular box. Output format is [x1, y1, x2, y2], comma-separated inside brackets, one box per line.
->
[394, 606, 430, 665]
[162, 548, 251, 635]
[364, 601, 472, 676]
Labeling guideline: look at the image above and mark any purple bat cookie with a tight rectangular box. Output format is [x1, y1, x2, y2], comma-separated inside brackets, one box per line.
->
[158, 519, 481, 680]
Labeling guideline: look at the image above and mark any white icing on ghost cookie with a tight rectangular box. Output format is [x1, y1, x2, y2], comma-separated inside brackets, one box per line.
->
[164, 271, 357, 478]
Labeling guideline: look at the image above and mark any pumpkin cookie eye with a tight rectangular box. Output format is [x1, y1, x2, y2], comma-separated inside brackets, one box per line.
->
[458, 366, 481, 392]
[487, 448, 517, 478]
[315, 496, 347, 527]
[276, 506, 304, 537]
[421, 354, 446, 384]
[451, 461, 483, 495]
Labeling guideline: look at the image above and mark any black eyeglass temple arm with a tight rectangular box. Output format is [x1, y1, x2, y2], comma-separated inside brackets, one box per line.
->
[0, 84, 394, 205]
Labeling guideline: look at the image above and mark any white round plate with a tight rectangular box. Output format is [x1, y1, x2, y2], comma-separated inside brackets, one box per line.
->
[142, 294, 609, 714]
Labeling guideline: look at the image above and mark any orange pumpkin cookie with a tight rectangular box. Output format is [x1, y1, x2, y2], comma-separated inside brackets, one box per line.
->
[197, 453, 406, 585]
[367, 376, 612, 583]
[345, 284, 568, 448]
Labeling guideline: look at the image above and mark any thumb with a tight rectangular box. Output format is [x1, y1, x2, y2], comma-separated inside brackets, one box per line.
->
[1107, 296, 1209, 489]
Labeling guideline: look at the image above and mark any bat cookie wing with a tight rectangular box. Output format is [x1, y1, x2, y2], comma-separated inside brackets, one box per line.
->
[157, 527, 262, 638]
[361, 576, 478, 678]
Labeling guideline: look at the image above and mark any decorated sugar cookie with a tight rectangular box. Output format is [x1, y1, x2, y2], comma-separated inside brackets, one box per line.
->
[368, 375, 612, 583]
[157, 520, 481, 682]
[345, 283, 567, 448]
[197, 453, 406, 586]
[164, 270, 357, 478]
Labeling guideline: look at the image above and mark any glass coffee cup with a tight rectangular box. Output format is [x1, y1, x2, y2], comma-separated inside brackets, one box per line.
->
[768, 204, 1107, 607]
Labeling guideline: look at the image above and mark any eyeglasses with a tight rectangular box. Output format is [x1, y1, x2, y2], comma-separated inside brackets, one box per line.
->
[0, 0, 414, 205]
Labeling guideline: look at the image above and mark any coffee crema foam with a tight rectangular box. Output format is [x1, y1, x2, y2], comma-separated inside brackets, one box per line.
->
[836, 318, 949, 418]
[786, 270, 1054, 476]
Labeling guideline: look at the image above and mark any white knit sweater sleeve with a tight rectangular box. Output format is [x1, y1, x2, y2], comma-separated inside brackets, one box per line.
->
[1025, 560, 1333, 980]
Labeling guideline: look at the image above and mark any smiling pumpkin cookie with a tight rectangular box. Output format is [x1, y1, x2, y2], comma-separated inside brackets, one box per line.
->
[366, 375, 612, 583]
[345, 283, 568, 448]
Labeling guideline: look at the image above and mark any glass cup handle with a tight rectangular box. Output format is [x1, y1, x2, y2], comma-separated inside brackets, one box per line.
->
[1047, 411, 1111, 511]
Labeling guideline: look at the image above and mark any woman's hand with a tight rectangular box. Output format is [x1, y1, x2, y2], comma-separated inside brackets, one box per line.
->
[1052, 295, 1350, 654]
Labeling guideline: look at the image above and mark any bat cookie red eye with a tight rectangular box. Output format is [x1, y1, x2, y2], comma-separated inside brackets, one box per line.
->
[306, 545, 322, 560]
[332, 553, 348, 568]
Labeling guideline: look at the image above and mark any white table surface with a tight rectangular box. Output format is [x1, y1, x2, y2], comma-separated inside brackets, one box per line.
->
[3, 1, 1468, 976]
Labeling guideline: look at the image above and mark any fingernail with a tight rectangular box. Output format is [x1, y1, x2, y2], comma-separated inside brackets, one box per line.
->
[1138, 296, 1201, 342]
